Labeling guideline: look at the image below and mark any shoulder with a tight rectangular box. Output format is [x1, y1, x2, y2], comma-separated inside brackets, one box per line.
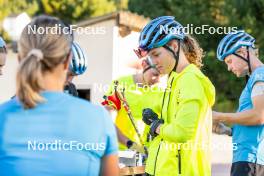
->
[176, 69, 214, 102]
[115, 75, 134, 85]
[178, 72, 202, 88]
[71, 98, 113, 133]
[248, 66, 264, 89]
[251, 66, 264, 80]
[0, 98, 21, 124]
[0, 98, 21, 114]
[64, 94, 103, 113]
[62, 94, 111, 127]
[176, 72, 203, 99]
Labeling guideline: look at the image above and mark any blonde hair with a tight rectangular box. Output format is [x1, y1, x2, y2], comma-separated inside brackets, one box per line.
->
[180, 35, 204, 69]
[17, 15, 72, 109]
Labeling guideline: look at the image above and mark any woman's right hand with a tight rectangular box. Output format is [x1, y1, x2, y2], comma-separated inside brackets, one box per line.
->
[212, 122, 232, 136]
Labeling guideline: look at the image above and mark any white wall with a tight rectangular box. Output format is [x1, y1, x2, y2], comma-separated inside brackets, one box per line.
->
[73, 19, 116, 104]
[112, 29, 141, 80]
[0, 51, 18, 103]
[74, 20, 142, 105]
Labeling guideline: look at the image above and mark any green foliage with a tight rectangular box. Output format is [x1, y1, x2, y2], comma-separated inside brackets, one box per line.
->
[0, 0, 39, 40]
[0, 0, 128, 39]
[38, 0, 128, 22]
[0, 0, 128, 24]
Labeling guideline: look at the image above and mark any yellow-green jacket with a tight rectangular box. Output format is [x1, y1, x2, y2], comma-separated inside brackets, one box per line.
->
[145, 64, 215, 176]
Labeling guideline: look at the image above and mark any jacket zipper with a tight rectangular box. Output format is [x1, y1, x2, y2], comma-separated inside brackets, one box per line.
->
[153, 77, 168, 176]
[153, 75, 175, 175]
[177, 148, 182, 175]
[154, 73, 182, 175]
[153, 139, 163, 176]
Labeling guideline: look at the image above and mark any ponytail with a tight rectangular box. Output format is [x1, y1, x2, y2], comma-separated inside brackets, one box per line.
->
[181, 35, 204, 69]
[16, 49, 45, 109]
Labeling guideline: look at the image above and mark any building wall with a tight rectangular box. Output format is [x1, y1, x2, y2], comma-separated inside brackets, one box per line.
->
[74, 20, 141, 105]
[73, 19, 116, 104]
[0, 51, 18, 103]
[112, 29, 141, 80]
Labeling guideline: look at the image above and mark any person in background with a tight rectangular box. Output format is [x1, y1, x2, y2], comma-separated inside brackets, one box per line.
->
[214, 30, 264, 176]
[102, 57, 163, 153]
[0, 15, 118, 176]
[0, 36, 7, 76]
[64, 41, 88, 97]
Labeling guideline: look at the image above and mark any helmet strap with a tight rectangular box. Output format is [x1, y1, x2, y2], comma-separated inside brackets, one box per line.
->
[143, 56, 160, 74]
[163, 40, 180, 72]
[233, 46, 252, 82]
[143, 66, 152, 74]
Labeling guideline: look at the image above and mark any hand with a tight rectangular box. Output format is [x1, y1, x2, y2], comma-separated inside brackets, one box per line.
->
[126, 140, 145, 153]
[101, 93, 121, 110]
[142, 108, 159, 125]
[130, 143, 145, 154]
[150, 119, 164, 137]
[212, 122, 232, 136]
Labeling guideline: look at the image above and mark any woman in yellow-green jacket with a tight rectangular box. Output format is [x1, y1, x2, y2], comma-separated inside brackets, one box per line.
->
[135, 16, 215, 176]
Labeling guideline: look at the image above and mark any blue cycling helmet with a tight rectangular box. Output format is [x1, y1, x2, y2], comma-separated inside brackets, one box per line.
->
[0, 37, 6, 48]
[70, 42, 88, 75]
[137, 16, 185, 72]
[217, 30, 255, 61]
[139, 16, 185, 51]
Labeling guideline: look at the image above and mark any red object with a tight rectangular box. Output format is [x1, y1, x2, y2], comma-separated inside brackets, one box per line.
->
[101, 100, 109, 106]
[101, 92, 121, 110]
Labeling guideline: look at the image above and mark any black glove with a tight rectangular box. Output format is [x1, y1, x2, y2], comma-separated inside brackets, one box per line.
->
[142, 108, 164, 137]
[142, 108, 159, 125]
[126, 140, 134, 148]
[126, 140, 145, 153]
[150, 119, 164, 137]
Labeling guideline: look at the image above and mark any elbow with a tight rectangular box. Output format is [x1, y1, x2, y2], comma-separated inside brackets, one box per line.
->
[253, 110, 264, 125]
[176, 129, 196, 143]
[258, 111, 264, 125]
[162, 130, 194, 143]
[161, 124, 196, 143]
[256, 117, 264, 125]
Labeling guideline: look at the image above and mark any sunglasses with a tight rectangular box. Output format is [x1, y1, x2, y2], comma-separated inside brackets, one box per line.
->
[143, 56, 160, 74]
[133, 48, 148, 59]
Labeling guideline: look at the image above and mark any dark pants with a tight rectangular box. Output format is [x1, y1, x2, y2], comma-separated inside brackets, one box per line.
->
[231, 161, 264, 176]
